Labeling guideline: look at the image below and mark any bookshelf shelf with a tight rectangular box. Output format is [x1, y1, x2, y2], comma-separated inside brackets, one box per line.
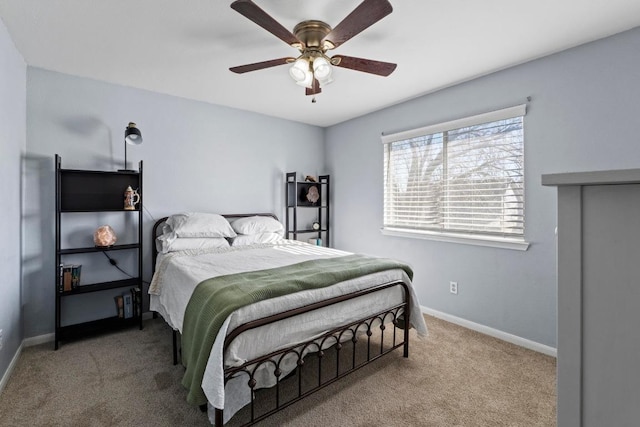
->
[58, 316, 140, 342]
[54, 154, 144, 350]
[59, 278, 140, 296]
[59, 243, 140, 255]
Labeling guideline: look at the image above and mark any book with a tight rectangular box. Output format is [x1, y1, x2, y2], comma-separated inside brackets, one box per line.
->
[71, 265, 82, 288]
[114, 295, 124, 318]
[62, 265, 73, 292]
[123, 292, 133, 319]
[130, 287, 140, 318]
[58, 263, 64, 293]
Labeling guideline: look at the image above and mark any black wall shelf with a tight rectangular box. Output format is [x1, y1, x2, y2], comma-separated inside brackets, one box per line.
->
[58, 316, 139, 343]
[59, 244, 139, 255]
[58, 278, 140, 296]
[60, 171, 140, 211]
[285, 172, 330, 246]
[54, 154, 143, 350]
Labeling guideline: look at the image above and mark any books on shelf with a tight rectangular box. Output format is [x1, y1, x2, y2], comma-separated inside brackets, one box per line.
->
[130, 287, 141, 318]
[115, 287, 142, 320]
[63, 265, 72, 292]
[71, 265, 82, 288]
[59, 264, 82, 292]
[123, 293, 133, 319]
[114, 295, 124, 318]
[58, 264, 64, 292]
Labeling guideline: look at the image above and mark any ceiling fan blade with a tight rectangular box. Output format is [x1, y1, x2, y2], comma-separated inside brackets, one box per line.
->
[322, 0, 392, 49]
[231, 0, 301, 47]
[230, 57, 294, 74]
[332, 55, 397, 76]
[306, 79, 322, 96]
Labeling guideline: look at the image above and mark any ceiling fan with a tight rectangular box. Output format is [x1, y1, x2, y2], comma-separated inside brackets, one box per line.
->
[229, 0, 397, 98]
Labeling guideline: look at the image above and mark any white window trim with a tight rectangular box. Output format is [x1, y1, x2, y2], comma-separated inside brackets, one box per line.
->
[381, 104, 526, 144]
[381, 227, 530, 251]
[381, 104, 528, 250]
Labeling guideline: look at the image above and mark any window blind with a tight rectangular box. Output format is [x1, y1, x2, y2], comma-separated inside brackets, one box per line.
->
[382, 105, 526, 239]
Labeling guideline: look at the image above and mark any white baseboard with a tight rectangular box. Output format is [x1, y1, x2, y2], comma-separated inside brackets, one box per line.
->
[421, 306, 557, 357]
[0, 342, 23, 396]
[23, 333, 54, 347]
[2, 312, 157, 394]
[21, 312, 155, 348]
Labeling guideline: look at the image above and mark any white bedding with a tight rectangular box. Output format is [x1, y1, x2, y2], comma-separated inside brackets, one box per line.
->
[149, 240, 427, 424]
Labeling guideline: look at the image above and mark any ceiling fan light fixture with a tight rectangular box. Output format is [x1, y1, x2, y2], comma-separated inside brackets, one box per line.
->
[317, 75, 334, 87]
[229, 0, 397, 96]
[290, 57, 313, 88]
[297, 73, 314, 88]
[289, 58, 307, 82]
[313, 56, 332, 80]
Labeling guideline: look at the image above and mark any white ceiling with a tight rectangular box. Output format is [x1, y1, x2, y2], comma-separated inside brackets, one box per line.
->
[1, 0, 640, 127]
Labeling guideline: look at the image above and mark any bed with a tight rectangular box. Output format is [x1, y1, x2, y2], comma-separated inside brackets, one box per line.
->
[149, 212, 427, 426]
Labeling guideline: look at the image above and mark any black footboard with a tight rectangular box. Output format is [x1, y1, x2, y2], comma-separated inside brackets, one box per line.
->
[214, 280, 411, 426]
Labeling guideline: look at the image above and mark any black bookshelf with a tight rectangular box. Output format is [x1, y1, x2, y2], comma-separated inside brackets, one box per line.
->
[54, 154, 143, 349]
[285, 172, 330, 247]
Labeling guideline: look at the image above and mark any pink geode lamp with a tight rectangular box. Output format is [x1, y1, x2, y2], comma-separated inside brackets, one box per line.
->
[94, 225, 117, 247]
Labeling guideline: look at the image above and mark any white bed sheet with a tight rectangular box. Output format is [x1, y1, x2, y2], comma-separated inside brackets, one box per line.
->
[149, 240, 427, 423]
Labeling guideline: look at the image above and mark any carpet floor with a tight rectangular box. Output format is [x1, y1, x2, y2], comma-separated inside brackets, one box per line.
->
[0, 315, 556, 426]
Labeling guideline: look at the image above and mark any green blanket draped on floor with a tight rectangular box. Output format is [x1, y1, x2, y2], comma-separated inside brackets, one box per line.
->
[180, 253, 413, 406]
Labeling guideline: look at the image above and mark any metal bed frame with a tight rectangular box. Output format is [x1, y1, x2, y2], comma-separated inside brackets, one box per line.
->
[151, 213, 412, 426]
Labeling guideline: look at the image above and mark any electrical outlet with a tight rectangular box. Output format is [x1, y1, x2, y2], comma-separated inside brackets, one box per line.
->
[449, 281, 458, 295]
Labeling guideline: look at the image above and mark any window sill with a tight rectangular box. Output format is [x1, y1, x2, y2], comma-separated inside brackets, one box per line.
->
[380, 227, 530, 251]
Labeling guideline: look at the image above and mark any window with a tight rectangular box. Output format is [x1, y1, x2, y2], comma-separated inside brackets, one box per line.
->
[382, 105, 527, 248]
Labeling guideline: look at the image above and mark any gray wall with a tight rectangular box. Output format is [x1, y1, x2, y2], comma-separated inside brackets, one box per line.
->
[325, 26, 640, 348]
[23, 68, 325, 337]
[0, 17, 26, 379]
[13, 23, 640, 351]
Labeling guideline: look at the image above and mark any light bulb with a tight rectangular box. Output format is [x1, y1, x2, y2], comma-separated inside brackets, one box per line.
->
[313, 56, 333, 87]
[313, 57, 331, 79]
[289, 58, 313, 88]
[289, 58, 308, 83]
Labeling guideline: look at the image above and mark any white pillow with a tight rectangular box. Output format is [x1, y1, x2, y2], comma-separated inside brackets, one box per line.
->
[231, 216, 284, 235]
[231, 232, 284, 247]
[166, 212, 236, 238]
[156, 232, 230, 253]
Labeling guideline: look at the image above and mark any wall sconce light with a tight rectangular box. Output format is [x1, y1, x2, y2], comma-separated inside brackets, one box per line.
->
[119, 122, 143, 172]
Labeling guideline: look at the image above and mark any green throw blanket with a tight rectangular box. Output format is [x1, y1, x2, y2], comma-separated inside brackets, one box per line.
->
[180, 253, 413, 406]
